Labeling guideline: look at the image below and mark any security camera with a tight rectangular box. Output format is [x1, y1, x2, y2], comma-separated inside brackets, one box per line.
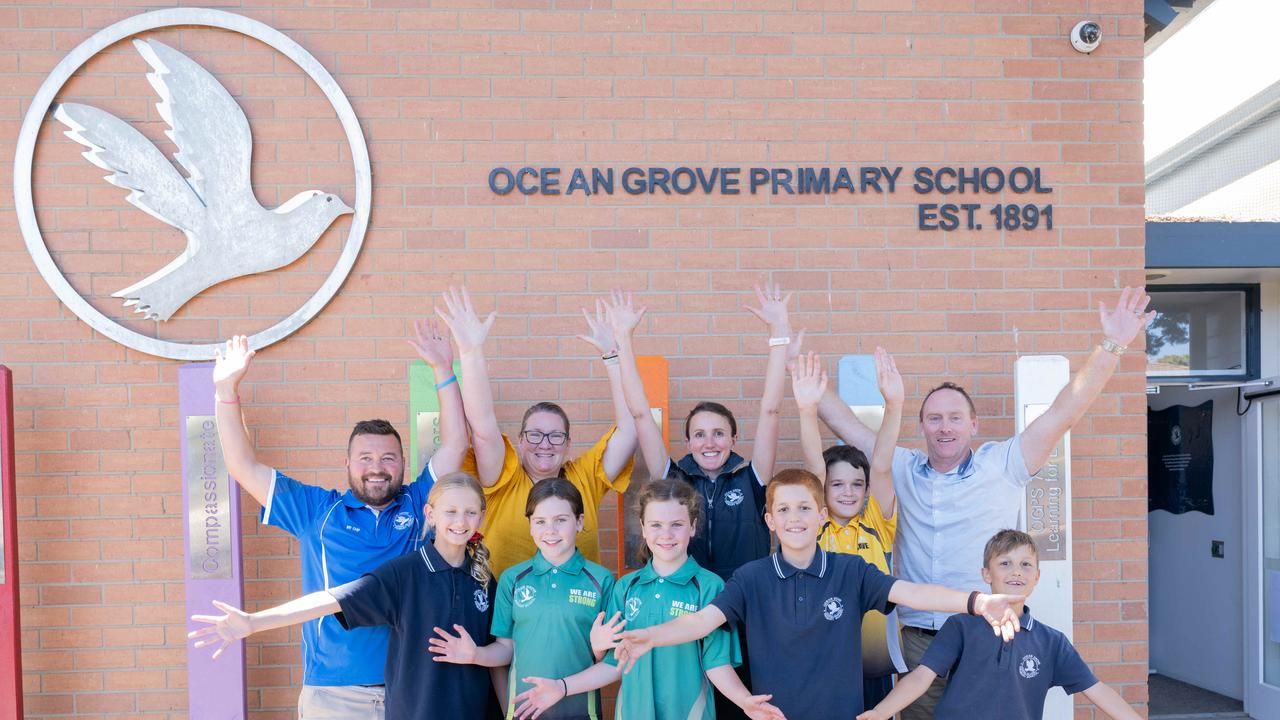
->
[1070, 20, 1102, 53]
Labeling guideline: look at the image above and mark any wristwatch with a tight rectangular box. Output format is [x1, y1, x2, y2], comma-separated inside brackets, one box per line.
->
[1099, 338, 1126, 357]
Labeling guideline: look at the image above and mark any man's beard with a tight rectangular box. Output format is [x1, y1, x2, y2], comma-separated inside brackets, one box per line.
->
[349, 470, 404, 508]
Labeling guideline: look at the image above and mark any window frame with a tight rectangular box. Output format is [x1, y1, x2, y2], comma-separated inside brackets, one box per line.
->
[1145, 283, 1261, 384]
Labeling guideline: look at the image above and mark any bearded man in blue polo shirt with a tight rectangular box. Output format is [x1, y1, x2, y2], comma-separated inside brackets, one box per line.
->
[212, 323, 468, 720]
[815, 287, 1154, 718]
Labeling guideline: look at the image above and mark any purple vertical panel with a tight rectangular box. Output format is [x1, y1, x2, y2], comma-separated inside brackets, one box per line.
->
[179, 363, 246, 719]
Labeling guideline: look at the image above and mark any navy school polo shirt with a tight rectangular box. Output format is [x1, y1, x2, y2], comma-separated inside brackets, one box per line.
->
[922, 608, 1098, 720]
[710, 548, 898, 718]
[260, 466, 434, 685]
[667, 452, 769, 580]
[331, 542, 495, 720]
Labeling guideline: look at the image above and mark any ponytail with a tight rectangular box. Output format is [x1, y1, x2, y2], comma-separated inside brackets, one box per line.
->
[467, 533, 493, 587]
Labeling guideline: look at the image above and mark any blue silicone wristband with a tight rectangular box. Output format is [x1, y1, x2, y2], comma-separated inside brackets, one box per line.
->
[434, 375, 458, 390]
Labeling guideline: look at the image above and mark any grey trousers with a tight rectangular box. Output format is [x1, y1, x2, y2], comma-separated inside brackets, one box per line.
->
[900, 626, 947, 720]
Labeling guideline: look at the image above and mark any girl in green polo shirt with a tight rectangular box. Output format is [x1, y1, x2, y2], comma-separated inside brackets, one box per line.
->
[511, 479, 784, 720]
[433, 478, 616, 720]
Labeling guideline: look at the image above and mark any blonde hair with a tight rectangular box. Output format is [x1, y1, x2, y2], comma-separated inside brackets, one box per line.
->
[428, 472, 493, 587]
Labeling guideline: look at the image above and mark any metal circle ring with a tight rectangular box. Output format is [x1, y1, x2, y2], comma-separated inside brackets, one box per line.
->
[13, 8, 371, 360]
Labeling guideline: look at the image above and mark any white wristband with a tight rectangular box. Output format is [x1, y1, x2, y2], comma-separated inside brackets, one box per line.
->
[768, 336, 791, 347]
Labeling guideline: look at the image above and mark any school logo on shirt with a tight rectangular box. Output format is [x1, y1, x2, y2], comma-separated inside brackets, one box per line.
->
[625, 597, 642, 621]
[392, 511, 414, 531]
[724, 489, 745, 507]
[822, 597, 844, 621]
[474, 588, 490, 612]
[1018, 654, 1041, 679]
[514, 585, 537, 608]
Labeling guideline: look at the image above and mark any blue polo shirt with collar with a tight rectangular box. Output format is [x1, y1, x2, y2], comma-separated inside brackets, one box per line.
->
[331, 542, 495, 720]
[891, 437, 1032, 630]
[922, 607, 1098, 720]
[710, 547, 898, 717]
[667, 452, 769, 580]
[261, 465, 434, 685]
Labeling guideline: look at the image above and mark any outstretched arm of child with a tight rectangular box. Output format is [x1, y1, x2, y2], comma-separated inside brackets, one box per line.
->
[1082, 681, 1143, 720]
[869, 347, 902, 517]
[792, 351, 828, 483]
[887, 581, 1024, 642]
[188, 592, 340, 660]
[428, 627, 513, 668]
[706, 665, 787, 720]
[614, 605, 728, 673]
[855, 664, 938, 720]
[514, 663, 622, 720]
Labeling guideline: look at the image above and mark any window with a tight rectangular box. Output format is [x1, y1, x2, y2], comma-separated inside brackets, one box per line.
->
[1146, 284, 1260, 383]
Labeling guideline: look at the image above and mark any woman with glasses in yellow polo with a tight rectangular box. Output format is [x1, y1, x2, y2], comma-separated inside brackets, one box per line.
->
[435, 287, 640, 579]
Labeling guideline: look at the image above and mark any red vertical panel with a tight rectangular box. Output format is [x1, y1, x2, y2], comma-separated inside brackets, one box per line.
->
[0, 366, 22, 720]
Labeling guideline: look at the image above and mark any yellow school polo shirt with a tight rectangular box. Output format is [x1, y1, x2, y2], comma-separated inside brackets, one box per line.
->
[819, 495, 899, 677]
[469, 428, 633, 579]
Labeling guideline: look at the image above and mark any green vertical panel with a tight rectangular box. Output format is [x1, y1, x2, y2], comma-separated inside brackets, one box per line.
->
[408, 360, 461, 480]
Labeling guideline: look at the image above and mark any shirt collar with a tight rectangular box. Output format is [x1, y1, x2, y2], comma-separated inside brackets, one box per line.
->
[635, 556, 700, 586]
[418, 542, 471, 574]
[917, 448, 977, 479]
[532, 549, 585, 576]
[676, 451, 746, 480]
[771, 547, 828, 579]
[1021, 605, 1036, 631]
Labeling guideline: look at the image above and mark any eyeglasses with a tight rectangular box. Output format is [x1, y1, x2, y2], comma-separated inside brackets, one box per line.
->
[521, 430, 568, 446]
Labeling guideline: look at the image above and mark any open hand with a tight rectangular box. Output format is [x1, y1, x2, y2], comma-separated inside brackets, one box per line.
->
[975, 593, 1026, 642]
[1099, 286, 1155, 348]
[742, 693, 788, 720]
[409, 318, 454, 374]
[589, 611, 626, 656]
[436, 287, 496, 353]
[745, 280, 792, 335]
[874, 347, 903, 407]
[513, 676, 567, 720]
[212, 336, 254, 397]
[856, 710, 888, 720]
[614, 628, 654, 674]
[577, 299, 617, 355]
[188, 599, 252, 660]
[604, 289, 646, 340]
[428, 624, 479, 664]
[791, 351, 828, 411]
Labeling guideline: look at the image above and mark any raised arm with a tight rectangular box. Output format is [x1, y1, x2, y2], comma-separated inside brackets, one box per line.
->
[409, 318, 467, 476]
[856, 664, 939, 720]
[816, 383, 877, 455]
[614, 604, 728, 673]
[887, 581, 1024, 642]
[212, 336, 274, 505]
[436, 287, 504, 487]
[792, 351, 829, 482]
[1081, 681, 1143, 720]
[577, 294, 638, 480]
[606, 292, 670, 480]
[743, 280, 794, 483]
[1020, 287, 1153, 475]
[870, 347, 902, 517]
[188, 591, 339, 660]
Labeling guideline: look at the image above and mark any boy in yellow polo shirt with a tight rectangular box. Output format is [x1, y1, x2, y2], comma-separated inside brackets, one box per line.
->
[794, 348, 905, 709]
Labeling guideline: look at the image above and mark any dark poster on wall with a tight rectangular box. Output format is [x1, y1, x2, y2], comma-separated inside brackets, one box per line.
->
[1148, 401, 1214, 515]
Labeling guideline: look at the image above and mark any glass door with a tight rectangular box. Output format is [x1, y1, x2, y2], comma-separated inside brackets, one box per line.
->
[1245, 393, 1280, 717]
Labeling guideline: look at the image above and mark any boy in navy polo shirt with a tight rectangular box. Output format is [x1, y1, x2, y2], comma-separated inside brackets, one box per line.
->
[856, 530, 1142, 720]
[616, 469, 1026, 718]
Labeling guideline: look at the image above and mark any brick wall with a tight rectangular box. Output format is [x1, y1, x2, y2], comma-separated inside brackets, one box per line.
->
[0, 1, 1147, 717]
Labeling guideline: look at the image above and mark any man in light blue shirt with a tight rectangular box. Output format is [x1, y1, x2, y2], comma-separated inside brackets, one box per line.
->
[816, 287, 1153, 718]
[211, 324, 466, 719]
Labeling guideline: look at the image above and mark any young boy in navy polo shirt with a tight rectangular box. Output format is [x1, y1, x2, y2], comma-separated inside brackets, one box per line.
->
[615, 469, 1026, 718]
[856, 530, 1142, 720]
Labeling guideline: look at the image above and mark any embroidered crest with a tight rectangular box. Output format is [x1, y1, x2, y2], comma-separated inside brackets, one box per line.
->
[474, 588, 490, 612]
[392, 511, 414, 531]
[514, 585, 537, 608]
[724, 489, 745, 507]
[1019, 654, 1041, 679]
[626, 597, 642, 621]
[823, 596, 844, 621]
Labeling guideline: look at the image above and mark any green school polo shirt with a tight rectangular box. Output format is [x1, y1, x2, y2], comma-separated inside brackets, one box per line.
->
[603, 557, 740, 720]
[493, 550, 615, 720]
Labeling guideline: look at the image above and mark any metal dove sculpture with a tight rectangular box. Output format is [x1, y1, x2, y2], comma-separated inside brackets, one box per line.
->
[52, 38, 354, 321]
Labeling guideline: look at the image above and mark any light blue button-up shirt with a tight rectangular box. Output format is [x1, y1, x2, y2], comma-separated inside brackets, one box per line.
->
[891, 436, 1032, 630]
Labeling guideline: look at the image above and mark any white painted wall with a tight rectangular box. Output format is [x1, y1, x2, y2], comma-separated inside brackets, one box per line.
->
[1148, 385, 1243, 699]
